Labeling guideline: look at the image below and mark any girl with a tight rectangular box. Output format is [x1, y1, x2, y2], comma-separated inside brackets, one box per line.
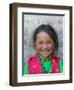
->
[24, 24, 63, 74]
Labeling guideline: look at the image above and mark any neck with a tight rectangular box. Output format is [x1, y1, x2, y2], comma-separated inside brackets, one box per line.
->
[40, 54, 52, 62]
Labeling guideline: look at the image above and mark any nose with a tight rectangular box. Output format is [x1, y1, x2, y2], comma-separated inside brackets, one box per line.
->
[42, 44, 48, 49]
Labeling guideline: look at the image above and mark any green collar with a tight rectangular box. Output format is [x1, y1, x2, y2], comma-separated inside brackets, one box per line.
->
[40, 55, 52, 62]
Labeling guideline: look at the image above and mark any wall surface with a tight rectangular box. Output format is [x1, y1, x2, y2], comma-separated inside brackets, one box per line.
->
[0, 0, 74, 90]
[24, 14, 63, 63]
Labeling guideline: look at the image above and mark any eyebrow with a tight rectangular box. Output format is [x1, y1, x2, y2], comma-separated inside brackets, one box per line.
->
[37, 40, 53, 42]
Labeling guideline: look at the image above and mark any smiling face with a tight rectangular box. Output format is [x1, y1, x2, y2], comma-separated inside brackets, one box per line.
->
[35, 31, 54, 57]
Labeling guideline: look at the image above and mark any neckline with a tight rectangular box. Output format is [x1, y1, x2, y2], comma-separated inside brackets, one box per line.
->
[40, 54, 52, 62]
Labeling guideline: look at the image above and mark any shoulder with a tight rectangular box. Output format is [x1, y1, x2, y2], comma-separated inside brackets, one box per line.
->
[28, 57, 35, 62]
[28, 53, 39, 64]
[52, 56, 60, 63]
[53, 55, 63, 63]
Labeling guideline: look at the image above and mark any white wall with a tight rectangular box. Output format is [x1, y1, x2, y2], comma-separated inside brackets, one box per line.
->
[0, 0, 74, 89]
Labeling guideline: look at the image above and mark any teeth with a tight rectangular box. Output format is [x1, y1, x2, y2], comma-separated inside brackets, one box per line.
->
[39, 47, 50, 52]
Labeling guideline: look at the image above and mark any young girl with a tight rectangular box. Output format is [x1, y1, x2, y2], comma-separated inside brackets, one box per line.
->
[24, 24, 63, 74]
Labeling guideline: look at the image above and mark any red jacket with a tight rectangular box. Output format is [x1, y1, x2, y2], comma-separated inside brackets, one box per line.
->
[28, 53, 60, 74]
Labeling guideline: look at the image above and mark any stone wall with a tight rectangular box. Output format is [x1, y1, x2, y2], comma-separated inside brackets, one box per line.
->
[23, 14, 63, 63]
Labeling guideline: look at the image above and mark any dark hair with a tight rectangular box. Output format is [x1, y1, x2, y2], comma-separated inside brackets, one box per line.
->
[33, 24, 59, 51]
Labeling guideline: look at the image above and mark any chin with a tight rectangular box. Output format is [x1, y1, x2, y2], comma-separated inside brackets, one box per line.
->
[42, 52, 52, 57]
[42, 54, 49, 57]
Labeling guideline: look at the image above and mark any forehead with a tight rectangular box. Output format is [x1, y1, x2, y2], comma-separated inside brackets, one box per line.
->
[36, 32, 53, 41]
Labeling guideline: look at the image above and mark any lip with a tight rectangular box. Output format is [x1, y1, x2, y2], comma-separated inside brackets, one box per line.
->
[41, 49, 50, 52]
[43, 51, 49, 55]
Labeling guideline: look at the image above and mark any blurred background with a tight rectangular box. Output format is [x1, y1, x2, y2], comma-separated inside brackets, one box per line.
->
[23, 14, 63, 63]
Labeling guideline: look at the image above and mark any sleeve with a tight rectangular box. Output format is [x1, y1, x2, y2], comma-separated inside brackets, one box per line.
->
[59, 58, 63, 73]
[57, 52, 63, 73]
[24, 63, 28, 74]
[28, 57, 34, 74]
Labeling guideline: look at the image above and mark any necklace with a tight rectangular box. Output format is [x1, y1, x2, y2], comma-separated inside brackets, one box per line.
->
[40, 55, 52, 73]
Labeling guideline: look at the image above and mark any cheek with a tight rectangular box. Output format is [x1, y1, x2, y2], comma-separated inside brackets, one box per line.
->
[48, 43, 54, 49]
[35, 43, 54, 51]
[36, 46, 42, 51]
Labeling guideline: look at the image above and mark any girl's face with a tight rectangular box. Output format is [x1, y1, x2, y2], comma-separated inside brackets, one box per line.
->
[35, 32, 54, 57]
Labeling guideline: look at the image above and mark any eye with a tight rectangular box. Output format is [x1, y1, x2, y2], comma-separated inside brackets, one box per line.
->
[38, 42, 43, 44]
[48, 42, 52, 44]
